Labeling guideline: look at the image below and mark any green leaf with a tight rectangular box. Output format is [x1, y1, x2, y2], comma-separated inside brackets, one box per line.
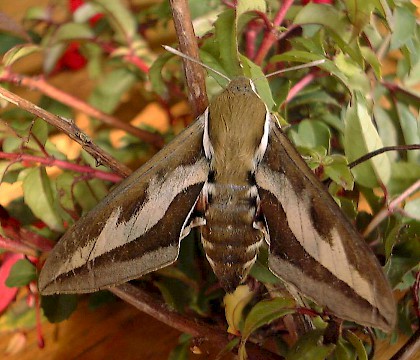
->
[388, 162, 420, 196]
[74, 178, 108, 213]
[224, 285, 254, 335]
[55, 172, 77, 215]
[397, 103, 420, 164]
[334, 337, 355, 360]
[23, 167, 64, 231]
[199, 48, 230, 88]
[344, 95, 391, 188]
[149, 52, 174, 96]
[334, 53, 370, 94]
[345, 331, 368, 360]
[236, 0, 266, 17]
[31, 118, 49, 145]
[294, 4, 360, 62]
[386, 238, 420, 287]
[154, 277, 191, 313]
[240, 55, 275, 110]
[217, 338, 241, 360]
[88, 291, 115, 310]
[54, 23, 94, 42]
[0, 161, 23, 184]
[270, 51, 350, 93]
[250, 259, 281, 285]
[293, 120, 331, 150]
[242, 297, 295, 339]
[390, 6, 416, 50]
[3, 44, 41, 66]
[360, 46, 381, 79]
[93, 0, 136, 41]
[168, 335, 191, 360]
[373, 105, 399, 162]
[404, 198, 420, 219]
[89, 68, 137, 113]
[344, 0, 375, 31]
[384, 223, 405, 260]
[73, 2, 102, 23]
[287, 330, 335, 360]
[24, 6, 51, 21]
[5, 259, 36, 287]
[41, 294, 78, 323]
[43, 42, 66, 74]
[0, 298, 37, 331]
[214, 9, 242, 77]
[324, 155, 354, 191]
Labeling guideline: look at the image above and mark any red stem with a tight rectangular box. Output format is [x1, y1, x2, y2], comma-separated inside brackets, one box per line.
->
[284, 72, 316, 104]
[124, 54, 150, 73]
[0, 235, 37, 257]
[0, 70, 164, 148]
[414, 271, 420, 321]
[34, 287, 45, 348]
[254, 0, 295, 65]
[0, 152, 122, 183]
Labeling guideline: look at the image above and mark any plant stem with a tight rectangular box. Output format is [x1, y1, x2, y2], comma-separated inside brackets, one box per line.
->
[0, 236, 38, 257]
[111, 283, 284, 360]
[254, 0, 294, 65]
[169, 0, 208, 117]
[0, 86, 132, 177]
[363, 179, 420, 237]
[0, 70, 164, 148]
[0, 152, 122, 183]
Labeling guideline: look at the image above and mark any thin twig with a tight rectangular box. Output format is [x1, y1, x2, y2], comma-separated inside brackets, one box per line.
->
[111, 283, 284, 360]
[0, 86, 132, 177]
[0, 71, 164, 148]
[0, 152, 122, 183]
[382, 81, 420, 105]
[169, 0, 208, 117]
[363, 179, 420, 237]
[349, 145, 420, 169]
[414, 271, 420, 320]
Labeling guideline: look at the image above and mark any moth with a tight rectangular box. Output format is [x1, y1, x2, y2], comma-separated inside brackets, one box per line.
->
[38, 74, 396, 332]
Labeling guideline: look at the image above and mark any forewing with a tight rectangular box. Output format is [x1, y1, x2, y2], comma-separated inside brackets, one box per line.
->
[39, 116, 209, 295]
[255, 118, 396, 332]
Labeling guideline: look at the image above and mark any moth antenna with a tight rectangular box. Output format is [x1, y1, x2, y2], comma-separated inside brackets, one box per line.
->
[254, 59, 326, 82]
[163, 45, 231, 82]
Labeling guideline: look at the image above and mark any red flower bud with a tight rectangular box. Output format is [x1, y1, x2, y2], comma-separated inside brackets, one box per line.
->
[55, 42, 87, 71]
[69, 0, 84, 13]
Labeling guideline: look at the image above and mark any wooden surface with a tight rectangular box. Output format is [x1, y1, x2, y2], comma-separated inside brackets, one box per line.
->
[0, 296, 411, 359]
[1, 299, 182, 359]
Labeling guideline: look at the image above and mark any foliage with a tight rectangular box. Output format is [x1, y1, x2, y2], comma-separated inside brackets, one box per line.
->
[0, 0, 419, 358]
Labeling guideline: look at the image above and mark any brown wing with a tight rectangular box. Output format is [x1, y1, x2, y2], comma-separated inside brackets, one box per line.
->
[255, 118, 396, 332]
[39, 116, 209, 295]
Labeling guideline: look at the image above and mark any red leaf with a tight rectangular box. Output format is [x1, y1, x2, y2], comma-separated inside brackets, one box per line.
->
[0, 253, 24, 313]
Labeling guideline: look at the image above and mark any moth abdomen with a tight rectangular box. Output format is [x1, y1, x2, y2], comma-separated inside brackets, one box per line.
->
[200, 183, 264, 292]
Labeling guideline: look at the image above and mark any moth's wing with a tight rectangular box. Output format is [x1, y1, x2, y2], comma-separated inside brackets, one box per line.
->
[255, 118, 396, 332]
[39, 116, 209, 295]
